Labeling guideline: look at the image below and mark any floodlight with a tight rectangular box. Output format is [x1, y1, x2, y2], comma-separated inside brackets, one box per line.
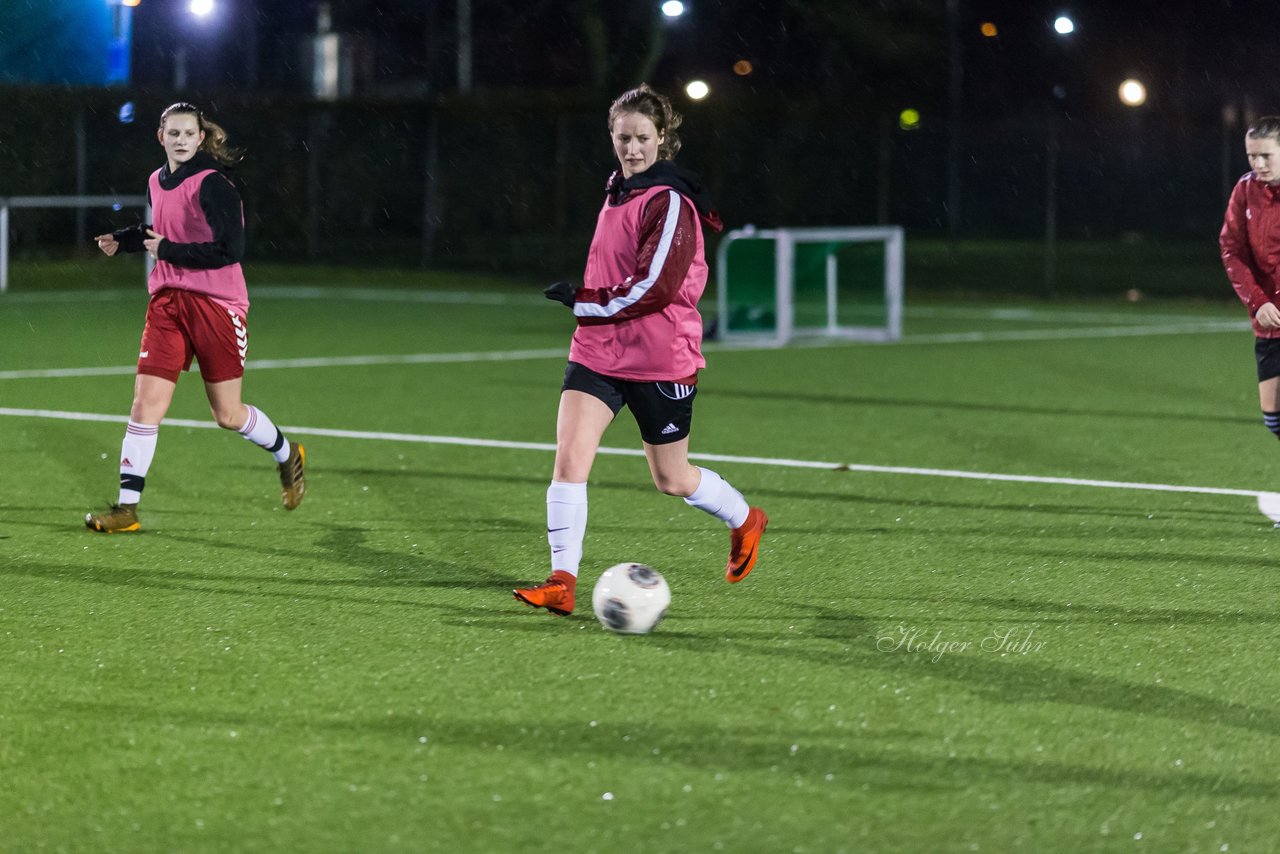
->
[1118, 79, 1147, 107]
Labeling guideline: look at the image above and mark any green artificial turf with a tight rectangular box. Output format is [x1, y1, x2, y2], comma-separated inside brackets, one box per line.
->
[1, 268, 1278, 852]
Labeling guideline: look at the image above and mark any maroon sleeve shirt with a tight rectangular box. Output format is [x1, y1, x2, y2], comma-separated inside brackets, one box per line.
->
[573, 189, 698, 326]
[1221, 173, 1280, 339]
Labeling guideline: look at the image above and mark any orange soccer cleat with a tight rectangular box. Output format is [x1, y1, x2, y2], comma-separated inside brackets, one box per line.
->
[513, 570, 577, 616]
[726, 507, 768, 583]
[278, 442, 306, 510]
[85, 503, 141, 533]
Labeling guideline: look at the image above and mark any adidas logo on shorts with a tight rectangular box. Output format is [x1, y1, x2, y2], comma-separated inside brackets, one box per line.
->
[661, 423, 679, 435]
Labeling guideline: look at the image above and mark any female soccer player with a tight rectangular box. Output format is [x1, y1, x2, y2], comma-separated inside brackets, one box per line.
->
[514, 84, 768, 616]
[1222, 116, 1280, 457]
[85, 102, 305, 532]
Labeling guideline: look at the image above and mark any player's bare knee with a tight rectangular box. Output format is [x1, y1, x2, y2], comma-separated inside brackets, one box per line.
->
[553, 463, 587, 482]
[553, 450, 594, 483]
[212, 408, 243, 430]
[651, 472, 693, 497]
[131, 397, 165, 424]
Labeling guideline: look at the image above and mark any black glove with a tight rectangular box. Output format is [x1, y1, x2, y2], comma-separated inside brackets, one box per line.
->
[112, 223, 152, 254]
[543, 280, 577, 307]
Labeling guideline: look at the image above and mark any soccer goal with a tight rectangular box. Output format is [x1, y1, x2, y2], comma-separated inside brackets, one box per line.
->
[0, 195, 151, 293]
[715, 225, 904, 345]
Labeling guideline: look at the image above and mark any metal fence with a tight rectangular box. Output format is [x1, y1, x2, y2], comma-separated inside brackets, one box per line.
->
[0, 88, 1241, 274]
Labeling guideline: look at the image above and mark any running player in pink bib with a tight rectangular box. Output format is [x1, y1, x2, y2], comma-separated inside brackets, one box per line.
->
[514, 85, 768, 617]
[85, 103, 305, 533]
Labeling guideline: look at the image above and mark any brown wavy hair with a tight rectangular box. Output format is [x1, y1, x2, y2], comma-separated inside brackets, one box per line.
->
[159, 102, 243, 164]
[608, 84, 682, 160]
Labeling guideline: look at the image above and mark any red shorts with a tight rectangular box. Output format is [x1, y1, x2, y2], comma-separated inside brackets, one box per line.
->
[137, 288, 247, 384]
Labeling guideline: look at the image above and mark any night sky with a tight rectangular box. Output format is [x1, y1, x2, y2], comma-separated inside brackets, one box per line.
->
[125, 0, 1280, 121]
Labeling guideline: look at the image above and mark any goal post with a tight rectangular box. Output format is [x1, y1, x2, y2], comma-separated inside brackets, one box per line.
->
[0, 195, 151, 293]
[715, 225, 904, 345]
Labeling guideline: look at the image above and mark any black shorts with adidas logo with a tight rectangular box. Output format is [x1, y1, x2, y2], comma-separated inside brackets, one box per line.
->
[562, 361, 697, 445]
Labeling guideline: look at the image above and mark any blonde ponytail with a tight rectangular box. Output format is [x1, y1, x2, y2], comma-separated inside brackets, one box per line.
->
[199, 118, 242, 164]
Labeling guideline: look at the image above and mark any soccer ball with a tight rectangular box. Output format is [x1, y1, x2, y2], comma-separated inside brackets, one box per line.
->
[591, 563, 671, 634]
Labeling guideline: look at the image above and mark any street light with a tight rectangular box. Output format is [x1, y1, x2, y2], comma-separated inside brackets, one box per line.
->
[1118, 79, 1147, 107]
[661, 1, 685, 18]
[174, 0, 217, 89]
[1044, 13, 1078, 294]
[685, 80, 709, 100]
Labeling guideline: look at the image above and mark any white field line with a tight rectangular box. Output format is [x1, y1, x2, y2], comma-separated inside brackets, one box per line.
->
[892, 320, 1249, 345]
[3, 286, 1246, 325]
[0, 406, 1266, 501]
[0, 348, 568, 380]
[0, 286, 528, 306]
[252, 286, 523, 305]
[904, 306, 1240, 324]
[0, 320, 1250, 382]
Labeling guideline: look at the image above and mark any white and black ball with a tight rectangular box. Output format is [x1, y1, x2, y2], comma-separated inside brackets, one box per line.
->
[591, 563, 671, 634]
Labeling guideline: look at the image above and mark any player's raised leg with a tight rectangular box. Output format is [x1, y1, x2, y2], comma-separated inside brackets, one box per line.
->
[514, 390, 614, 615]
[86, 373, 177, 533]
[205, 378, 305, 510]
[645, 438, 768, 583]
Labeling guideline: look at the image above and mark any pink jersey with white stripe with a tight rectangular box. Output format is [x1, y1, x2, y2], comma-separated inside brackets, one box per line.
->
[568, 185, 707, 381]
[148, 167, 249, 316]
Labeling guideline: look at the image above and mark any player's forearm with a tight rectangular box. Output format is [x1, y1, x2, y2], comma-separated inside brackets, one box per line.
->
[156, 240, 241, 269]
[111, 224, 150, 254]
[575, 194, 694, 325]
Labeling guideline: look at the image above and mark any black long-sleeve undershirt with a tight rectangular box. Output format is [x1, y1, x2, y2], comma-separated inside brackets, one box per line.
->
[154, 169, 245, 269]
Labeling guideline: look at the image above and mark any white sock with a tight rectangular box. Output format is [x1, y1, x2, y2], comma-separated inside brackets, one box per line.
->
[239, 404, 291, 463]
[683, 466, 750, 529]
[547, 480, 588, 577]
[118, 420, 159, 504]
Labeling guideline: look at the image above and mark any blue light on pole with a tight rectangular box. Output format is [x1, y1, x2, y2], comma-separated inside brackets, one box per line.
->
[189, 0, 215, 17]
